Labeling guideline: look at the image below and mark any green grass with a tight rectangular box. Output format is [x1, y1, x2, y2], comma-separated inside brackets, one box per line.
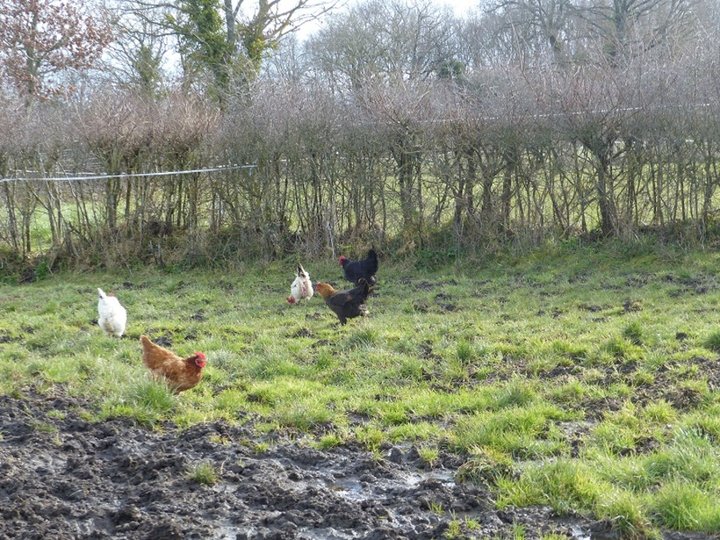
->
[3, 241, 720, 535]
[187, 461, 219, 485]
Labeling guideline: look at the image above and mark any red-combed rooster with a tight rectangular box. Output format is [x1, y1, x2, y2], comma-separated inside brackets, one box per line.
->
[315, 279, 371, 325]
[287, 264, 314, 304]
[339, 248, 378, 286]
[140, 335, 207, 393]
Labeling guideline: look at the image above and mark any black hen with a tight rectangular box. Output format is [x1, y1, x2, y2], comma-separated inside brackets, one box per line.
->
[315, 279, 371, 325]
[339, 248, 378, 286]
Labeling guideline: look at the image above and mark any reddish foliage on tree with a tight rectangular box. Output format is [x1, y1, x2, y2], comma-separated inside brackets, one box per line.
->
[0, 0, 113, 100]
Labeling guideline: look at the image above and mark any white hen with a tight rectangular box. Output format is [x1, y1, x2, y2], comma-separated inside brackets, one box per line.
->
[97, 288, 127, 337]
[287, 264, 313, 304]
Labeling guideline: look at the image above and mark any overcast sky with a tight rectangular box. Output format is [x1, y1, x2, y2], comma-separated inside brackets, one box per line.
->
[435, 0, 478, 16]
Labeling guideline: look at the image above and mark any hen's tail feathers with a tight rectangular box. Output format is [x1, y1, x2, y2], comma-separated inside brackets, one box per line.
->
[97, 288, 106, 299]
[357, 278, 371, 300]
[367, 249, 379, 275]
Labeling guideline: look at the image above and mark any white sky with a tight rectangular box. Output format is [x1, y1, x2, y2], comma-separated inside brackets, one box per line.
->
[433, 0, 478, 16]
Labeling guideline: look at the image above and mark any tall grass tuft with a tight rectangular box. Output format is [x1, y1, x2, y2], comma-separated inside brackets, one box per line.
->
[623, 321, 644, 346]
[188, 461, 219, 485]
[703, 331, 720, 353]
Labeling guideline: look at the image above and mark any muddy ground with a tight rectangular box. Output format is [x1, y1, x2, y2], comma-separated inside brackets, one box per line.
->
[0, 387, 703, 540]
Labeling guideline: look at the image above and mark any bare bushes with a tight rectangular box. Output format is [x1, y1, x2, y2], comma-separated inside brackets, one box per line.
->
[2, 51, 720, 272]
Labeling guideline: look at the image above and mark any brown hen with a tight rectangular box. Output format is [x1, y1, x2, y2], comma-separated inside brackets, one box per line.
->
[140, 335, 206, 393]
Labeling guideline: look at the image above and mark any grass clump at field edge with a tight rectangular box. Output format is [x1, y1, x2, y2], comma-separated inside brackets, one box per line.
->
[2, 241, 720, 536]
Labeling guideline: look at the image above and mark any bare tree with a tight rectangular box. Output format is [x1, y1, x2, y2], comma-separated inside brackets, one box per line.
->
[486, 0, 575, 64]
[0, 0, 113, 103]
[574, 0, 696, 62]
[104, 0, 170, 96]
[305, 0, 458, 93]
[219, 0, 333, 71]
[260, 34, 308, 84]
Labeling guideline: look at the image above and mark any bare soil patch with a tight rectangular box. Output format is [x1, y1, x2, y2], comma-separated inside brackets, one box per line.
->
[0, 388, 615, 539]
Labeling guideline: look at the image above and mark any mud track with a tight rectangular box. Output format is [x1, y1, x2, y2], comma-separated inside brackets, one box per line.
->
[0, 388, 624, 539]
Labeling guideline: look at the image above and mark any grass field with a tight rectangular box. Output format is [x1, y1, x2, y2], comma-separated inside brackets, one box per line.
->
[2, 240, 720, 537]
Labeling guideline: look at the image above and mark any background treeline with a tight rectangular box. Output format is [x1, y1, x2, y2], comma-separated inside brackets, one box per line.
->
[1, 0, 719, 272]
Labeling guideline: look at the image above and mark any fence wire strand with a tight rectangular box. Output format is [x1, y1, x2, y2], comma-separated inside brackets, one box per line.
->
[0, 163, 257, 184]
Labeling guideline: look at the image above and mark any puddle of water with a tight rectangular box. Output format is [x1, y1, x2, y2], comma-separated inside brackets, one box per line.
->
[212, 522, 245, 540]
[330, 477, 368, 501]
[297, 526, 362, 539]
[570, 524, 592, 540]
[213, 522, 363, 540]
[402, 469, 454, 487]
[327, 469, 455, 504]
